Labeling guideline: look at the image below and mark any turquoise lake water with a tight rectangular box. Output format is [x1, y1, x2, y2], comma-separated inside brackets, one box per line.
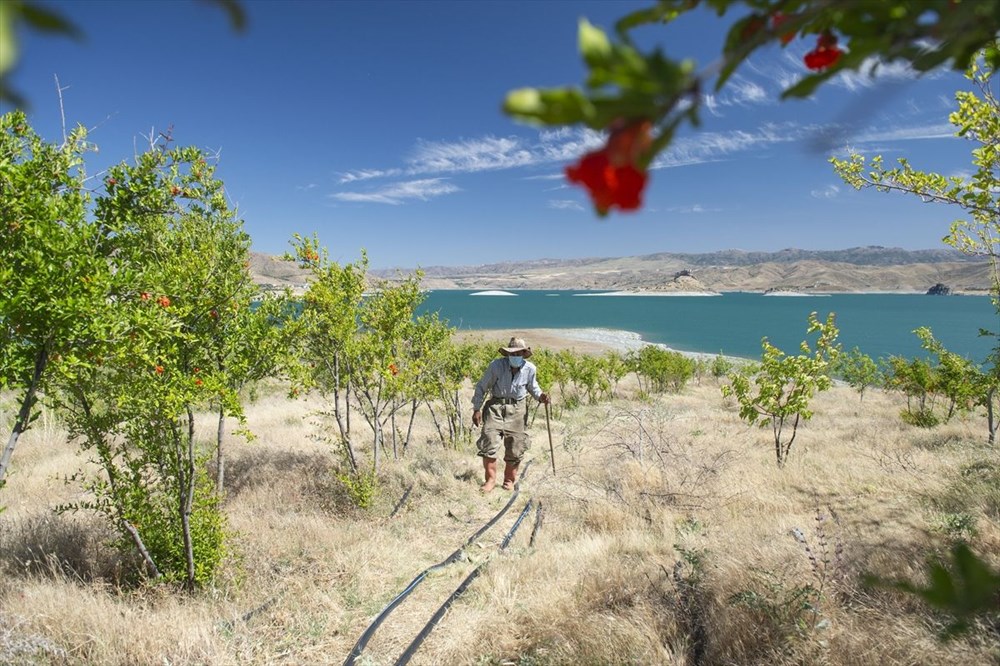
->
[416, 291, 999, 362]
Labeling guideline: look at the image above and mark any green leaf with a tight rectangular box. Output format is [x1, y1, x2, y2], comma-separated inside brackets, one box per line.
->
[203, 0, 247, 32]
[20, 2, 82, 37]
[503, 87, 593, 126]
[579, 19, 612, 67]
[0, 0, 18, 75]
[614, 3, 685, 36]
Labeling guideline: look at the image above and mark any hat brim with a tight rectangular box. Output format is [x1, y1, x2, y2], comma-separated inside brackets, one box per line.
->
[499, 346, 532, 358]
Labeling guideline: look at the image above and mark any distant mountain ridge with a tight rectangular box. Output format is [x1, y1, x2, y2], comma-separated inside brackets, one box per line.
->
[250, 246, 992, 294]
[636, 246, 978, 267]
[395, 246, 977, 277]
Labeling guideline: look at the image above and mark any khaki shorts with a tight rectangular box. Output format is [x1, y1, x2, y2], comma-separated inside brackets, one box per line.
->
[476, 398, 531, 464]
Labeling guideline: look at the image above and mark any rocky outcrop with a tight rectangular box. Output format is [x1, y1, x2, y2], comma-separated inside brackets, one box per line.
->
[926, 283, 952, 295]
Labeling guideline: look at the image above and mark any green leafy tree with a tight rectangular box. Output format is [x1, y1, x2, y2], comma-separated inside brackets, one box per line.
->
[54, 138, 252, 588]
[351, 273, 427, 472]
[208, 290, 296, 493]
[723, 312, 839, 467]
[884, 355, 943, 428]
[505, 1, 1000, 214]
[833, 346, 882, 402]
[426, 340, 482, 447]
[915, 327, 980, 421]
[631, 345, 696, 394]
[0, 111, 104, 491]
[711, 352, 735, 381]
[915, 327, 999, 442]
[391, 311, 453, 456]
[291, 236, 368, 472]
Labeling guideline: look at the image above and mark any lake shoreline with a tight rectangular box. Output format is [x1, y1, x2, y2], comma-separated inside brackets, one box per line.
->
[453, 327, 748, 362]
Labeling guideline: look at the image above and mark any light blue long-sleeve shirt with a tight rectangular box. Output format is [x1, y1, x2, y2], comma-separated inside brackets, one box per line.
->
[471, 357, 543, 409]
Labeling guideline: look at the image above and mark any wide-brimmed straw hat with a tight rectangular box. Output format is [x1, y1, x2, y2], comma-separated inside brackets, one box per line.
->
[499, 336, 532, 358]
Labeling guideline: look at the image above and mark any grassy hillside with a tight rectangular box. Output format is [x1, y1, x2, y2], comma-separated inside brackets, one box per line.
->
[2, 335, 998, 665]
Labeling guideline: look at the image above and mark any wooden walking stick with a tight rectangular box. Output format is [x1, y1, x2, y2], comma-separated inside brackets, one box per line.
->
[544, 401, 556, 475]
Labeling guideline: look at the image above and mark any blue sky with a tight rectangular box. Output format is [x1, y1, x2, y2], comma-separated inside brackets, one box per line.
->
[6, 1, 979, 269]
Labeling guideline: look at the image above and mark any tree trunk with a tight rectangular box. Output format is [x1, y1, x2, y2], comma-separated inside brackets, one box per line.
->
[0, 344, 48, 489]
[331, 355, 358, 472]
[390, 404, 398, 460]
[346, 377, 352, 437]
[403, 398, 418, 455]
[987, 387, 997, 446]
[216, 406, 226, 494]
[180, 407, 197, 590]
[426, 402, 447, 446]
[123, 519, 162, 579]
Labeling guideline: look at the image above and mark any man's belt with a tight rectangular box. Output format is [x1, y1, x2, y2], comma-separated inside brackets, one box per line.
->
[491, 396, 524, 405]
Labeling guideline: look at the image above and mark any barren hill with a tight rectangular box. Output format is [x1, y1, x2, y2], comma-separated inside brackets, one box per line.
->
[250, 246, 994, 295]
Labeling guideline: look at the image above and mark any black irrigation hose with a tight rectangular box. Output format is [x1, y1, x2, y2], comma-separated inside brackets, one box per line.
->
[394, 498, 535, 666]
[343, 461, 533, 666]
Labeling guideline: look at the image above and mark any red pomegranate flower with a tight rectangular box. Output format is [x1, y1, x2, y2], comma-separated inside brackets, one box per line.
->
[157, 295, 171, 308]
[566, 120, 651, 215]
[804, 31, 843, 70]
[389, 363, 399, 376]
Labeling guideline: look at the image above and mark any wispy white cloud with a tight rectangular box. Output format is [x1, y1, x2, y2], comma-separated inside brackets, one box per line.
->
[832, 57, 920, 92]
[328, 91, 957, 207]
[548, 199, 584, 211]
[295, 183, 317, 191]
[652, 122, 822, 169]
[331, 178, 460, 205]
[810, 184, 840, 199]
[338, 168, 402, 183]
[666, 203, 721, 214]
[852, 122, 955, 143]
[405, 136, 536, 174]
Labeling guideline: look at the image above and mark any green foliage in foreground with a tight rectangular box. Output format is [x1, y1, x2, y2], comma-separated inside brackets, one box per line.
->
[868, 543, 1000, 639]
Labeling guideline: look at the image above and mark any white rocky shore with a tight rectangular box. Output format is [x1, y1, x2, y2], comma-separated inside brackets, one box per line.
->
[457, 327, 745, 363]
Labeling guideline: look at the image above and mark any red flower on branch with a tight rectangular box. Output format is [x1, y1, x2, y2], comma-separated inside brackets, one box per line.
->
[389, 363, 399, 376]
[157, 295, 171, 308]
[566, 120, 651, 215]
[804, 31, 843, 70]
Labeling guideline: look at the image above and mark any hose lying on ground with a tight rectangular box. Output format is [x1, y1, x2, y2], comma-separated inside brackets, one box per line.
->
[394, 498, 535, 666]
[343, 460, 533, 666]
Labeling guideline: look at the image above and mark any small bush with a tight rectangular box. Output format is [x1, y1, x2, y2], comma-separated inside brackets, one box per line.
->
[900, 408, 940, 428]
[338, 468, 379, 509]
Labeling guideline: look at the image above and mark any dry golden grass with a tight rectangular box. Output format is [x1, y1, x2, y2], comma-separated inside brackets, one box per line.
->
[2, 352, 999, 665]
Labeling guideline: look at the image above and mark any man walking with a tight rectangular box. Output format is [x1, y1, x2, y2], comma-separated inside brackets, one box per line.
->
[472, 336, 549, 492]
